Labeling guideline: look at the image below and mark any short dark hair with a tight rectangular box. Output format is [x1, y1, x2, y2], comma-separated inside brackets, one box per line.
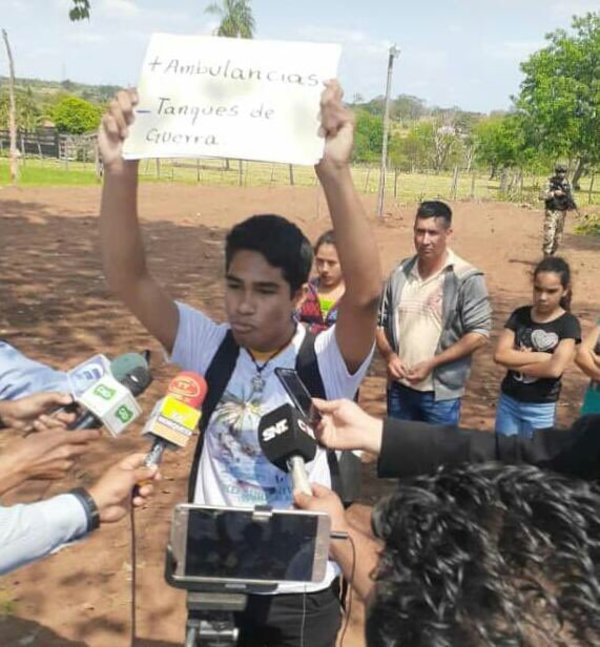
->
[366, 464, 600, 646]
[314, 229, 336, 254]
[225, 214, 313, 294]
[415, 200, 452, 228]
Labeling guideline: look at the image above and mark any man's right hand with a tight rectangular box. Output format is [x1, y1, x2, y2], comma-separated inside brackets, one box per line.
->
[386, 353, 408, 381]
[0, 428, 101, 495]
[311, 398, 383, 455]
[88, 453, 160, 524]
[0, 392, 76, 433]
[98, 89, 138, 170]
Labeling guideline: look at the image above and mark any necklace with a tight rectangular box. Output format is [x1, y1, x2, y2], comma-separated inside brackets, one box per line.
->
[248, 338, 293, 395]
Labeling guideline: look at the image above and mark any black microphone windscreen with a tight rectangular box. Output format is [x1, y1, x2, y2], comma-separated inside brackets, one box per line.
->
[258, 404, 316, 472]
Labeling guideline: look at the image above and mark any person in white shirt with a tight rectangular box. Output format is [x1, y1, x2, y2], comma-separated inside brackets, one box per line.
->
[97, 81, 381, 646]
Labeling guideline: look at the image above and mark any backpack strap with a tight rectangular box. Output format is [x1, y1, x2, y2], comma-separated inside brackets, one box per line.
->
[187, 330, 240, 501]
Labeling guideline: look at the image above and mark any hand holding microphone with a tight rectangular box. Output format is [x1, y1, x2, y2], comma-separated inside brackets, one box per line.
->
[88, 453, 161, 523]
[258, 404, 317, 496]
[0, 392, 77, 433]
[68, 353, 152, 434]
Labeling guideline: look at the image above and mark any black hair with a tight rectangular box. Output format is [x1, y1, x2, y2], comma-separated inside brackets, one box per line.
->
[416, 200, 453, 228]
[314, 229, 336, 255]
[366, 464, 600, 647]
[533, 255, 572, 311]
[225, 214, 313, 295]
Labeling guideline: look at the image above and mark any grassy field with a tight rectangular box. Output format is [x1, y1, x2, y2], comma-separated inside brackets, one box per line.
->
[1, 156, 600, 208]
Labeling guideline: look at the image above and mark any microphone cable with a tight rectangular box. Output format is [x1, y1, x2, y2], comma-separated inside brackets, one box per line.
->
[333, 531, 356, 647]
[129, 495, 138, 647]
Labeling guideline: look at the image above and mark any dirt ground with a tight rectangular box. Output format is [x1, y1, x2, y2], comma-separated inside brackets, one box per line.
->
[1, 182, 599, 647]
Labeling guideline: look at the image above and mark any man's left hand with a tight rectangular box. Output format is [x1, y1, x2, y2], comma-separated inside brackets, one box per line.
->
[405, 360, 434, 384]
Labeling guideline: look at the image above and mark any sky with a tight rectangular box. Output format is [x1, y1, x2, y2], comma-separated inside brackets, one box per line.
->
[2, 0, 599, 113]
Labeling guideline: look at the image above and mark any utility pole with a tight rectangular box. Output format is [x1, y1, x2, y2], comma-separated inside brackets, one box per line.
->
[376, 44, 400, 218]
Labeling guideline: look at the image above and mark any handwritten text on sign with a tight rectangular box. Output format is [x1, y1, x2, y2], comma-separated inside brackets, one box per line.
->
[122, 34, 341, 166]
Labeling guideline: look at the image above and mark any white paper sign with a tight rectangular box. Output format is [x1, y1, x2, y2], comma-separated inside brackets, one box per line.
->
[122, 34, 341, 166]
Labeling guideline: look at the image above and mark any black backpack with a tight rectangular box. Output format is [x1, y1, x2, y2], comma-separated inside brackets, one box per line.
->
[187, 330, 361, 504]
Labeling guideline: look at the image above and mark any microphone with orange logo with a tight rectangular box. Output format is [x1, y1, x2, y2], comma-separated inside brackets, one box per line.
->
[142, 371, 208, 467]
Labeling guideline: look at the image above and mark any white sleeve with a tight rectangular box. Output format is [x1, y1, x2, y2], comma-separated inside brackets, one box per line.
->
[314, 326, 374, 399]
[170, 302, 229, 375]
[0, 494, 88, 575]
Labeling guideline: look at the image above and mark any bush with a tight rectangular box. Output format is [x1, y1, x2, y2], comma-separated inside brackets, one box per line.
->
[52, 95, 102, 134]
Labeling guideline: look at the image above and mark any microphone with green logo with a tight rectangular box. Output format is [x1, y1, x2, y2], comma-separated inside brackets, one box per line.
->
[68, 353, 152, 435]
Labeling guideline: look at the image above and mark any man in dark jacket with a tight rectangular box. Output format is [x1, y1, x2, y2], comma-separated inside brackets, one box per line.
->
[307, 397, 600, 481]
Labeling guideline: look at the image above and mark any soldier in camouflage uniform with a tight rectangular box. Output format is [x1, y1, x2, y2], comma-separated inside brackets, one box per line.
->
[541, 163, 577, 256]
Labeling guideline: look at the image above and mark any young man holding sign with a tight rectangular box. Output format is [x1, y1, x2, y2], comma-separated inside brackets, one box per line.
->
[98, 81, 381, 645]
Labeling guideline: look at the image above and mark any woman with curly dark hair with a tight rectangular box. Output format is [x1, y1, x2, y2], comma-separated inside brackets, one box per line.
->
[297, 463, 600, 646]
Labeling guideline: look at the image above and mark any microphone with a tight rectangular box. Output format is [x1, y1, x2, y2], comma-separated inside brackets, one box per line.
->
[66, 353, 112, 397]
[69, 353, 152, 434]
[258, 404, 317, 496]
[142, 371, 207, 467]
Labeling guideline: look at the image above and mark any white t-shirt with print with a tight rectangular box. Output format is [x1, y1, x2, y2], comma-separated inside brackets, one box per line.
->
[171, 301, 372, 594]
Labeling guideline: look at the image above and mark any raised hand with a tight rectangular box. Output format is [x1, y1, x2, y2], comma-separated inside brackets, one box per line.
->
[98, 89, 138, 170]
[315, 80, 354, 175]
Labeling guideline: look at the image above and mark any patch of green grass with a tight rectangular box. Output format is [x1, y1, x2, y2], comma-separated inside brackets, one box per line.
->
[2, 157, 599, 214]
[575, 211, 600, 236]
[0, 158, 98, 186]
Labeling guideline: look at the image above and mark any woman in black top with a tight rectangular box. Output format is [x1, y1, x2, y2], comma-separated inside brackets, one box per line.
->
[493, 257, 581, 438]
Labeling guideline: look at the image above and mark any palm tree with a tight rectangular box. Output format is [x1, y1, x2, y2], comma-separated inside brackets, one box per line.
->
[205, 0, 255, 39]
[205, 0, 255, 171]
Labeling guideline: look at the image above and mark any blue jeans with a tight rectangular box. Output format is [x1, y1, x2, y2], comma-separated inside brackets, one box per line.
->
[386, 381, 461, 425]
[495, 392, 556, 439]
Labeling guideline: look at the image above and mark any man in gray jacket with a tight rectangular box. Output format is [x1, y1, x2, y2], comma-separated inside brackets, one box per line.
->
[376, 201, 491, 425]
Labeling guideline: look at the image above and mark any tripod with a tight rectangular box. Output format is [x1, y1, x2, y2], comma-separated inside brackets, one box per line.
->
[185, 590, 246, 646]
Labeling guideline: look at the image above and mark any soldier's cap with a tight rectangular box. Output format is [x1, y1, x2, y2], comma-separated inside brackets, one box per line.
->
[555, 163, 567, 173]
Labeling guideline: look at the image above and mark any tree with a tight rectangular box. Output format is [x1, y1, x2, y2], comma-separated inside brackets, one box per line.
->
[52, 95, 102, 134]
[0, 86, 43, 132]
[352, 110, 383, 163]
[69, 0, 90, 20]
[391, 94, 427, 123]
[515, 12, 600, 188]
[205, 0, 255, 38]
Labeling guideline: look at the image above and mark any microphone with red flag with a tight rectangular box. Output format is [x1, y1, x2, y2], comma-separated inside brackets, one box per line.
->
[142, 371, 208, 467]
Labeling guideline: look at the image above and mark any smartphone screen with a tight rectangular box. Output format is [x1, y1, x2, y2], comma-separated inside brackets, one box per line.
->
[184, 508, 323, 582]
[274, 368, 321, 424]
